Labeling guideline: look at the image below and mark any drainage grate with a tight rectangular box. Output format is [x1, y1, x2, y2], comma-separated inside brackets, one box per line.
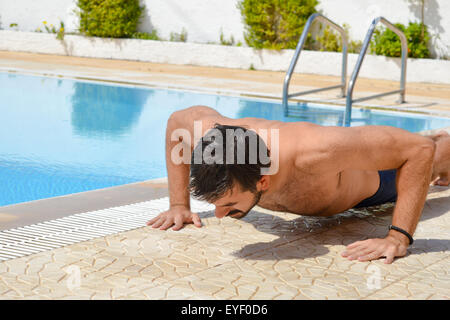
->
[0, 197, 214, 261]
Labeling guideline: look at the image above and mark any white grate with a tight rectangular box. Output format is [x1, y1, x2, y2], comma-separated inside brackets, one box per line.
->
[0, 197, 214, 261]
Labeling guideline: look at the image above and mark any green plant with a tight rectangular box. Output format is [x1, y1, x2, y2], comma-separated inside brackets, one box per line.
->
[131, 30, 159, 40]
[348, 39, 363, 54]
[36, 21, 65, 40]
[405, 22, 430, 58]
[315, 25, 340, 52]
[56, 21, 65, 40]
[77, 0, 144, 38]
[170, 28, 187, 42]
[313, 23, 362, 53]
[407, 0, 426, 39]
[370, 22, 430, 58]
[220, 30, 235, 46]
[238, 0, 318, 50]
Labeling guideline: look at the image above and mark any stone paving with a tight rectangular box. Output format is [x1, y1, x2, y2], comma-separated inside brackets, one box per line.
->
[0, 184, 449, 300]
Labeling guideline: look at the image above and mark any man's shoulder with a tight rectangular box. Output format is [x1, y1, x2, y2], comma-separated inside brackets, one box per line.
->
[280, 121, 323, 137]
[174, 105, 223, 120]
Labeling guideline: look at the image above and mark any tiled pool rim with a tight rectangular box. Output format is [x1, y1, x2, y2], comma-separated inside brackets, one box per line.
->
[0, 197, 215, 262]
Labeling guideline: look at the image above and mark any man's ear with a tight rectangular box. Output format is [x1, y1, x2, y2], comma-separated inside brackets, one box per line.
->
[257, 175, 270, 191]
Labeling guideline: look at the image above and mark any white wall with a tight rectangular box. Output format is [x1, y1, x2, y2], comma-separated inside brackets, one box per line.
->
[0, 0, 79, 33]
[316, 0, 450, 59]
[0, 0, 448, 58]
[139, 0, 246, 45]
[2, 31, 449, 84]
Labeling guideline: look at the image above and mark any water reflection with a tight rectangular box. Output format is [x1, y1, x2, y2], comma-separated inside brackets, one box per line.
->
[284, 103, 346, 126]
[235, 99, 428, 131]
[71, 82, 151, 137]
[236, 100, 347, 125]
[362, 112, 427, 132]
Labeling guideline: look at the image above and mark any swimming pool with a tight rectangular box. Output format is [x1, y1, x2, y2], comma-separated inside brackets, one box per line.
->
[1, 72, 450, 207]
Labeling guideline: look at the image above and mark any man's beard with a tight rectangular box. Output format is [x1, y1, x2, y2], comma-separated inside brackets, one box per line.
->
[233, 190, 263, 220]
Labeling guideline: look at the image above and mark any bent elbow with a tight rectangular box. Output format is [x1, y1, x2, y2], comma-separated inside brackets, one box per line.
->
[417, 139, 436, 163]
[423, 139, 436, 157]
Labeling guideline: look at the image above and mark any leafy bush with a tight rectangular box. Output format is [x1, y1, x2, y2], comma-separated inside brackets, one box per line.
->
[314, 25, 340, 52]
[170, 28, 188, 42]
[370, 22, 430, 59]
[220, 29, 235, 46]
[311, 23, 361, 53]
[238, 0, 318, 50]
[77, 0, 144, 38]
[131, 31, 160, 40]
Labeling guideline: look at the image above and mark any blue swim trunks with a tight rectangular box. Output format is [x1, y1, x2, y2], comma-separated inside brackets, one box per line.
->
[354, 169, 398, 208]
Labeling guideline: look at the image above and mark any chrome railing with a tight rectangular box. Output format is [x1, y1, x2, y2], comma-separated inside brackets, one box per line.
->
[282, 13, 348, 114]
[343, 17, 407, 126]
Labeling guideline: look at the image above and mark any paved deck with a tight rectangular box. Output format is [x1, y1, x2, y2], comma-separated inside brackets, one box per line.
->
[0, 51, 449, 300]
[0, 185, 449, 300]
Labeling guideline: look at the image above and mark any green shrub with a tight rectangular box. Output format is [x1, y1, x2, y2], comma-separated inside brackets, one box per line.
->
[170, 28, 188, 42]
[370, 22, 430, 59]
[238, 0, 318, 50]
[312, 23, 362, 53]
[131, 30, 159, 40]
[77, 0, 144, 38]
[220, 30, 235, 46]
[315, 25, 340, 52]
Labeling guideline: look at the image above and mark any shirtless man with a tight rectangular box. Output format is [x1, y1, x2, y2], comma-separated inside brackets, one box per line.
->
[147, 106, 450, 264]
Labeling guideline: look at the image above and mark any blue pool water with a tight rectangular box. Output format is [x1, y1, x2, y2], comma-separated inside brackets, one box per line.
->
[1, 72, 450, 206]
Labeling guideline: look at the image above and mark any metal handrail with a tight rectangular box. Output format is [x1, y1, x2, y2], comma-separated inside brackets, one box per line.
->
[283, 13, 348, 114]
[343, 17, 407, 126]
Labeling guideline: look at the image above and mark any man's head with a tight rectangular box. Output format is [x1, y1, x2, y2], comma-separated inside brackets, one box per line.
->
[189, 124, 271, 219]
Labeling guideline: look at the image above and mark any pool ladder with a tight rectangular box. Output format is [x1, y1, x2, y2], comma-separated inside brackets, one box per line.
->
[282, 14, 408, 126]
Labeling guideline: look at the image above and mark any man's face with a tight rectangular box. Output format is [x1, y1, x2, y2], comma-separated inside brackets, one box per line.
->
[212, 184, 262, 220]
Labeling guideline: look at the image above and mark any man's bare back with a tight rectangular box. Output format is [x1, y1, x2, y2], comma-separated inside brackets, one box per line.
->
[147, 106, 450, 264]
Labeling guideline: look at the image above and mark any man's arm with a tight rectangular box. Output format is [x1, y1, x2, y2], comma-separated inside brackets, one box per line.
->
[147, 106, 222, 230]
[299, 125, 436, 263]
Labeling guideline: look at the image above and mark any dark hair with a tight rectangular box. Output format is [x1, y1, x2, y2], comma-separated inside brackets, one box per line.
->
[189, 124, 271, 202]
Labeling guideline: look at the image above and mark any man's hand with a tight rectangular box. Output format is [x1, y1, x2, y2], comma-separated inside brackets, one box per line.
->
[146, 206, 202, 231]
[341, 235, 408, 264]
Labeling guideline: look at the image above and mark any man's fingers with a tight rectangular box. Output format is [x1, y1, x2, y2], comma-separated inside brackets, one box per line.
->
[358, 250, 382, 262]
[150, 217, 166, 229]
[160, 218, 175, 230]
[384, 248, 397, 264]
[147, 211, 201, 231]
[172, 216, 184, 231]
[352, 247, 376, 260]
[342, 237, 406, 263]
[342, 242, 368, 257]
[191, 213, 202, 228]
[147, 211, 170, 226]
[345, 240, 365, 250]
[384, 255, 395, 264]
[146, 215, 160, 226]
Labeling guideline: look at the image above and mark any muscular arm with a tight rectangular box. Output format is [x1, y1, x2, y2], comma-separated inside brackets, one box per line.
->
[298, 125, 436, 262]
[166, 106, 223, 206]
[147, 106, 223, 230]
